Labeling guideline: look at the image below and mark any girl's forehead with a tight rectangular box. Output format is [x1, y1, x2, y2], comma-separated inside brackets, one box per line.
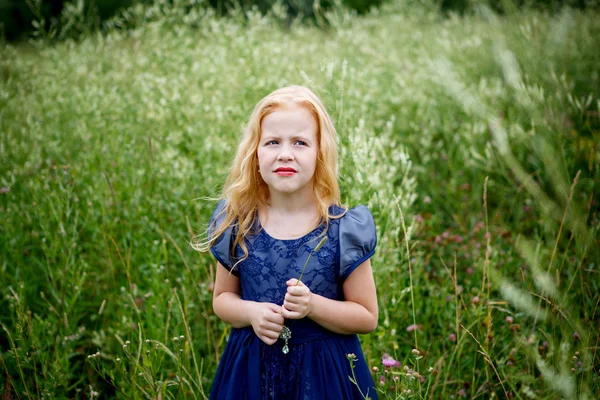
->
[260, 105, 317, 136]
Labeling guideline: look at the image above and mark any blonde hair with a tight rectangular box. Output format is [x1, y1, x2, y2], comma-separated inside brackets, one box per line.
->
[197, 85, 346, 265]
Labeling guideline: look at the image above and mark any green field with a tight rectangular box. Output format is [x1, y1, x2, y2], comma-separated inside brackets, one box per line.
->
[1, 1, 599, 398]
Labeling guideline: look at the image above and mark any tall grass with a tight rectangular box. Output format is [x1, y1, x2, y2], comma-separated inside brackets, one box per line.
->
[1, 1, 598, 398]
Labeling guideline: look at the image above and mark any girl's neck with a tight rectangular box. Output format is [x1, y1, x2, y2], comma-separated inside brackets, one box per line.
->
[259, 199, 320, 240]
[266, 190, 318, 215]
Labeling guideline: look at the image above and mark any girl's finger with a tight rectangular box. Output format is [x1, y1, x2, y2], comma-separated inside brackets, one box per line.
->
[283, 300, 297, 311]
[285, 294, 308, 307]
[266, 312, 284, 324]
[263, 329, 281, 340]
[281, 308, 302, 319]
[286, 286, 308, 296]
[262, 321, 283, 333]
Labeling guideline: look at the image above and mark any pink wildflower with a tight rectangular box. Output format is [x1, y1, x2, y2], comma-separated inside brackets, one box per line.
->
[448, 333, 456, 342]
[505, 316, 514, 324]
[406, 324, 419, 332]
[382, 356, 397, 367]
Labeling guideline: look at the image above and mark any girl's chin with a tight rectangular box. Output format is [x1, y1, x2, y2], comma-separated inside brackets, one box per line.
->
[267, 185, 310, 196]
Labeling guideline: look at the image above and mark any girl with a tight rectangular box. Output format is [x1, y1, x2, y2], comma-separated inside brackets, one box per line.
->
[201, 85, 378, 399]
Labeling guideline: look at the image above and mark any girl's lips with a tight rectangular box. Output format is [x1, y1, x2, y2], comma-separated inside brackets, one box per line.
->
[274, 167, 297, 176]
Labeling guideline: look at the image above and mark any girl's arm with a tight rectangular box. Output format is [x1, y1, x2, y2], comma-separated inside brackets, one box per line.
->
[281, 259, 378, 335]
[213, 263, 285, 345]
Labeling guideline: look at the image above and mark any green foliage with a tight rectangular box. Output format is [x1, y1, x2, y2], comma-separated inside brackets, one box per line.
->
[0, 1, 599, 398]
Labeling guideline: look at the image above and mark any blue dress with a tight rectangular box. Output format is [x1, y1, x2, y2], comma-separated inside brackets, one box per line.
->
[208, 200, 378, 400]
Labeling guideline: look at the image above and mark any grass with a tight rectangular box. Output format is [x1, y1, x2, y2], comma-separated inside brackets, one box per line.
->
[0, 1, 599, 398]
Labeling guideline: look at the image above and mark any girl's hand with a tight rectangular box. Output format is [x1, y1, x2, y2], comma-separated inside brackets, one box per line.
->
[249, 302, 285, 345]
[281, 279, 313, 319]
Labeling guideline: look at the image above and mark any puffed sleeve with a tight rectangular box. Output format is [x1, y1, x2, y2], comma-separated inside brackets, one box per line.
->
[338, 205, 377, 281]
[208, 199, 239, 276]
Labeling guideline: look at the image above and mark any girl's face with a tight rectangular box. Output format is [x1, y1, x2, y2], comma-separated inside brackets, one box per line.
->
[257, 104, 318, 199]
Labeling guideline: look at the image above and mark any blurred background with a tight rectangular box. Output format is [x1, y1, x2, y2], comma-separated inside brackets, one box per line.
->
[1, 0, 598, 398]
[1, 0, 598, 41]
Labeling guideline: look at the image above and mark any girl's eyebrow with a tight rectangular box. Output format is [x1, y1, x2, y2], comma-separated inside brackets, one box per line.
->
[261, 134, 312, 142]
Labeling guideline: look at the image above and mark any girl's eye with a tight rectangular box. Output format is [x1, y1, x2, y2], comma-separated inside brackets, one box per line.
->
[294, 140, 307, 146]
[266, 140, 279, 145]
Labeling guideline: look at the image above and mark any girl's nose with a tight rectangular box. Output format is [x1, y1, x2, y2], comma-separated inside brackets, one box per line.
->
[277, 146, 294, 161]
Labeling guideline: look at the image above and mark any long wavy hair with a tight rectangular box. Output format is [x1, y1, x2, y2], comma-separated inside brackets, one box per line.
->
[197, 85, 346, 266]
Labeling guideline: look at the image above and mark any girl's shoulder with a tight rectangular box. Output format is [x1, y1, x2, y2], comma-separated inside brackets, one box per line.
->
[329, 204, 374, 226]
[334, 204, 377, 281]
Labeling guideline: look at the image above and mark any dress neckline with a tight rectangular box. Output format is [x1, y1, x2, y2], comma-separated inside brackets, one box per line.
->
[257, 216, 325, 242]
[253, 204, 345, 242]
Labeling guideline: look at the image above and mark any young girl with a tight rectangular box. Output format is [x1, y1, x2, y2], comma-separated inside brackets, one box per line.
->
[202, 85, 378, 399]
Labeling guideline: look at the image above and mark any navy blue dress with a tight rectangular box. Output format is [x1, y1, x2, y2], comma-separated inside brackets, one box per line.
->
[208, 200, 378, 400]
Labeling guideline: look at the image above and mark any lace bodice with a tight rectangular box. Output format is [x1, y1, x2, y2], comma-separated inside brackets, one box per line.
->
[208, 200, 376, 304]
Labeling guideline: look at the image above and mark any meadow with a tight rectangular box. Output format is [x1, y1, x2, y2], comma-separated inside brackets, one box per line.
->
[1, 1, 599, 398]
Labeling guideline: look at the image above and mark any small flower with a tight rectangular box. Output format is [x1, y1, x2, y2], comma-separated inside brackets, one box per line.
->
[347, 353, 357, 361]
[428, 366, 434, 373]
[382, 357, 397, 367]
[406, 324, 419, 332]
[173, 337, 179, 342]
[573, 332, 580, 341]
[379, 376, 385, 385]
[458, 388, 467, 397]
[466, 267, 474, 275]
[0, 187, 9, 193]
[424, 196, 431, 204]
[411, 349, 420, 356]
[505, 316, 514, 324]
[472, 296, 480, 305]
[179, 335, 184, 340]
[125, 341, 130, 345]
[435, 236, 442, 243]
[448, 333, 457, 342]
[372, 366, 379, 373]
[123, 345, 127, 349]
[393, 376, 400, 382]
[116, 358, 120, 362]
